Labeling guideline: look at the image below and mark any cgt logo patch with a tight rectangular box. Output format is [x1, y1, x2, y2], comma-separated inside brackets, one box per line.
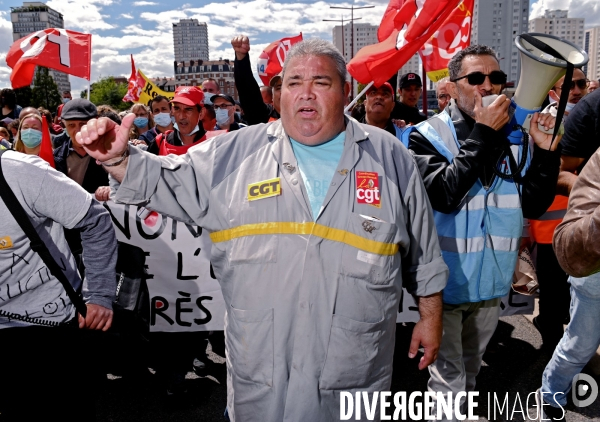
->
[0, 236, 13, 249]
[248, 177, 282, 201]
[356, 171, 381, 208]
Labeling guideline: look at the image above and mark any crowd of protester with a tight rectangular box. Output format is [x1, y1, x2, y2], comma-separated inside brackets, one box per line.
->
[1, 34, 600, 422]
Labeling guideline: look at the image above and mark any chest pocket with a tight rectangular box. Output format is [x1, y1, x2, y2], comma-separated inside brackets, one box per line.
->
[339, 213, 399, 284]
[227, 178, 282, 266]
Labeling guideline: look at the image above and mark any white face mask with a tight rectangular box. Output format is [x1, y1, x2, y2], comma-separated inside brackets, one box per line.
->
[173, 123, 200, 136]
[215, 108, 230, 126]
[203, 92, 215, 105]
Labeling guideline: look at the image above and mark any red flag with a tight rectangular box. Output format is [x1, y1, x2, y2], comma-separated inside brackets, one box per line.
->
[257, 34, 303, 86]
[419, 0, 474, 82]
[347, 0, 462, 86]
[39, 116, 55, 169]
[123, 55, 146, 103]
[378, 0, 405, 42]
[6, 28, 91, 89]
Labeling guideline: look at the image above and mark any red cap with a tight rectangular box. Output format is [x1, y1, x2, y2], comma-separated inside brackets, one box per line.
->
[172, 86, 204, 107]
[367, 82, 394, 95]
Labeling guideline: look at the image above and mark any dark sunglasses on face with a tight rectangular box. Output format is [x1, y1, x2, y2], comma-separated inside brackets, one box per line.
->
[451, 71, 507, 86]
[556, 79, 589, 91]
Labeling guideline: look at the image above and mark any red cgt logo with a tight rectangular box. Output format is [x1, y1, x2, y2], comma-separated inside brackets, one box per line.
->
[356, 171, 381, 207]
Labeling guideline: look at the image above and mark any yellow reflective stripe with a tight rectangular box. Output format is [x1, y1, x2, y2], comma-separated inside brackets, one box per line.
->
[209, 222, 399, 256]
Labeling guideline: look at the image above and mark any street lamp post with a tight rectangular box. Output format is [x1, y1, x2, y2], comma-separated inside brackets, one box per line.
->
[323, 15, 362, 61]
[330, 4, 374, 98]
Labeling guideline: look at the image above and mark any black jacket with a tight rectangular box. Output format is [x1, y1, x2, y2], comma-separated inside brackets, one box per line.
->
[54, 139, 109, 256]
[234, 55, 279, 125]
[408, 101, 560, 219]
[54, 140, 109, 195]
[359, 115, 397, 137]
[391, 101, 427, 125]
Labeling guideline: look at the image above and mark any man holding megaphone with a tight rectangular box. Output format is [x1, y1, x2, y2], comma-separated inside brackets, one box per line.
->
[401, 44, 561, 420]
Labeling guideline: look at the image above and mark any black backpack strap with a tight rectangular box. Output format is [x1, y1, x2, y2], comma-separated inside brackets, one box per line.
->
[0, 150, 87, 318]
[519, 34, 574, 149]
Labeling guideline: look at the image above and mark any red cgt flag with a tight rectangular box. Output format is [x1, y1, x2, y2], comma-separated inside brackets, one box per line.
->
[257, 34, 303, 86]
[377, 0, 406, 43]
[6, 28, 91, 89]
[123, 55, 146, 103]
[39, 116, 55, 169]
[347, 0, 462, 86]
[419, 0, 474, 82]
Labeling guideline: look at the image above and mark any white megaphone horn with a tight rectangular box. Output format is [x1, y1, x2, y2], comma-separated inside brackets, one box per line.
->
[505, 33, 588, 145]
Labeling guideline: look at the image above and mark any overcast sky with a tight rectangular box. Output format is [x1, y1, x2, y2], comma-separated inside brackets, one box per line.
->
[0, 0, 597, 96]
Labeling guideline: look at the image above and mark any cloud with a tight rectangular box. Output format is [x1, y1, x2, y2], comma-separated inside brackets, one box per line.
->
[47, 0, 115, 31]
[120, 13, 134, 19]
[530, 0, 599, 27]
[133, 1, 158, 5]
[183, 0, 386, 57]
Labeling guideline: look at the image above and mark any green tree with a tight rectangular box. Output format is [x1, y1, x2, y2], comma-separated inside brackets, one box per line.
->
[356, 82, 369, 105]
[89, 77, 132, 111]
[31, 67, 61, 111]
[14, 86, 33, 108]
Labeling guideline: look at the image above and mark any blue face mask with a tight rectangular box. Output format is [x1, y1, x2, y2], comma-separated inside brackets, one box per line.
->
[154, 112, 171, 127]
[215, 108, 230, 126]
[203, 92, 215, 105]
[20, 128, 43, 148]
[62, 98, 70, 104]
[133, 117, 149, 128]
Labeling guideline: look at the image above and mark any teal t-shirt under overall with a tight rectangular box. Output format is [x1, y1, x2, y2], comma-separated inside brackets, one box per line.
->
[289, 132, 345, 220]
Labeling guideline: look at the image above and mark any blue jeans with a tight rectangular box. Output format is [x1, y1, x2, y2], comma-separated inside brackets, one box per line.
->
[541, 282, 600, 407]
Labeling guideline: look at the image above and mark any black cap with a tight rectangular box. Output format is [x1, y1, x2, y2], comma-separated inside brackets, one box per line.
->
[210, 94, 236, 106]
[61, 99, 98, 121]
[399, 73, 422, 89]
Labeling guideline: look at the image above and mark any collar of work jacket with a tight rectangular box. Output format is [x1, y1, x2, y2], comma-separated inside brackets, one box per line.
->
[263, 116, 370, 220]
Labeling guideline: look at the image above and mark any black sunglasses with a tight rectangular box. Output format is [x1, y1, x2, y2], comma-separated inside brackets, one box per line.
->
[451, 71, 507, 86]
[556, 79, 589, 91]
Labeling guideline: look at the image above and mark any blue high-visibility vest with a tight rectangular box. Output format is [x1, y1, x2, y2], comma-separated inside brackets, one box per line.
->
[402, 111, 528, 304]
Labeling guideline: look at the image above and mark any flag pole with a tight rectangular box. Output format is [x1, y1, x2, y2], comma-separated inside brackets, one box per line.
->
[344, 81, 374, 113]
[87, 79, 90, 100]
[422, 62, 427, 114]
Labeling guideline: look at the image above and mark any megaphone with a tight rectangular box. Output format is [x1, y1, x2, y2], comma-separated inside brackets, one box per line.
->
[506, 33, 588, 145]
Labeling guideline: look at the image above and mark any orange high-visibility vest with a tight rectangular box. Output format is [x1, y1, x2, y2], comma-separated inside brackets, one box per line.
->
[529, 195, 568, 244]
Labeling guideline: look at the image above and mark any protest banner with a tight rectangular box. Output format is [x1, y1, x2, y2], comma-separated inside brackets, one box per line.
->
[105, 201, 223, 332]
[123, 55, 175, 105]
[105, 201, 533, 331]
[135, 70, 175, 105]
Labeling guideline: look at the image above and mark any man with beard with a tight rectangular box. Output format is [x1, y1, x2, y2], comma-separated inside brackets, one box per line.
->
[403, 44, 560, 420]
